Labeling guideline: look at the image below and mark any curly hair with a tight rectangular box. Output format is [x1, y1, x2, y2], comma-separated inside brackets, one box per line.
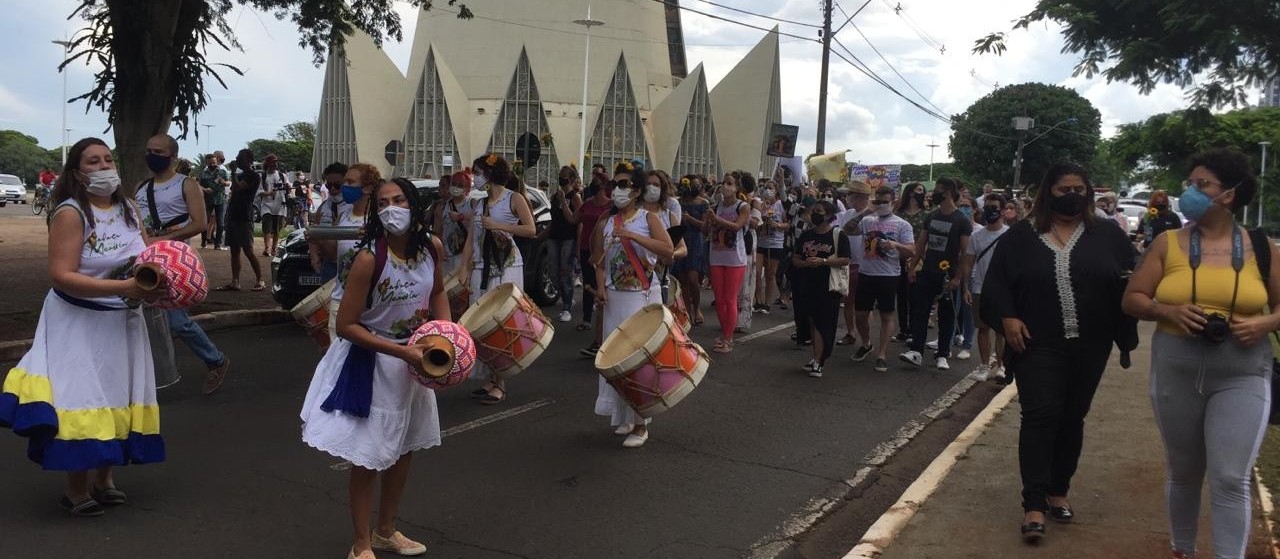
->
[1189, 147, 1258, 210]
[347, 162, 383, 192]
[645, 170, 674, 203]
[472, 154, 513, 186]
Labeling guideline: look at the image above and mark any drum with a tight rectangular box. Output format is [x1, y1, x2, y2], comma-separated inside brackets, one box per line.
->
[458, 283, 554, 379]
[407, 320, 476, 390]
[135, 240, 208, 309]
[667, 280, 691, 333]
[443, 270, 471, 321]
[291, 279, 336, 350]
[595, 304, 708, 419]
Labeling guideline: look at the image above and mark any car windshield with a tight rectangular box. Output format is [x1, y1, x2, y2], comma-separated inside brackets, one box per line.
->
[0, 176, 21, 185]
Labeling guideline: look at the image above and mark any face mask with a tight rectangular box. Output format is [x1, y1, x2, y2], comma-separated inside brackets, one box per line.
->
[1154, 203, 1169, 212]
[1048, 192, 1087, 217]
[982, 208, 1002, 225]
[875, 204, 893, 217]
[145, 153, 172, 173]
[379, 205, 412, 236]
[802, 196, 817, 206]
[450, 186, 466, 198]
[340, 184, 363, 204]
[959, 207, 973, 220]
[810, 213, 827, 226]
[473, 174, 489, 190]
[763, 188, 776, 199]
[1177, 186, 1225, 221]
[558, 177, 571, 187]
[643, 185, 661, 204]
[85, 169, 121, 196]
[930, 192, 945, 206]
[612, 188, 634, 208]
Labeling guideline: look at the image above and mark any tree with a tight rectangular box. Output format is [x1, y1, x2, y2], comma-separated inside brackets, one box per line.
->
[277, 121, 316, 144]
[0, 131, 59, 186]
[63, 1, 472, 194]
[949, 83, 1102, 189]
[897, 163, 981, 189]
[973, 0, 1280, 108]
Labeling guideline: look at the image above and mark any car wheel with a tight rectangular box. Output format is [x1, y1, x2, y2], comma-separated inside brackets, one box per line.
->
[525, 242, 559, 307]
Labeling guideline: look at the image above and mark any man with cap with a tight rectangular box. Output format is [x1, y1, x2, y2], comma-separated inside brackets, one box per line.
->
[833, 180, 873, 347]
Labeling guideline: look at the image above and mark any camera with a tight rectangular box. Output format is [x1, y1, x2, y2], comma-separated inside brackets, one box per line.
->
[1200, 312, 1230, 344]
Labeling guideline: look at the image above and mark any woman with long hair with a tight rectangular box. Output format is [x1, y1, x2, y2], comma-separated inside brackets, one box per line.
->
[458, 154, 536, 404]
[1123, 148, 1276, 559]
[754, 178, 787, 313]
[592, 162, 674, 447]
[981, 163, 1137, 544]
[433, 170, 474, 279]
[791, 200, 851, 376]
[737, 173, 763, 333]
[672, 175, 710, 324]
[573, 176, 614, 351]
[548, 166, 583, 322]
[0, 138, 164, 517]
[706, 174, 752, 352]
[641, 170, 688, 303]
[1140, 190, 1184, 249]
[325, 163, 379, 339]
[893, 182, 928, 342]
[301, 178, 449, 559]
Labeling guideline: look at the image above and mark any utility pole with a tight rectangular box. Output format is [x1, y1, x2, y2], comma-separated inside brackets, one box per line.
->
[815, 0, 833, 154]
[926, 143, 939, 182]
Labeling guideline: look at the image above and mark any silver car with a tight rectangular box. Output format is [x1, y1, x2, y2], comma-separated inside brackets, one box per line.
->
[0, 174, 27, 205]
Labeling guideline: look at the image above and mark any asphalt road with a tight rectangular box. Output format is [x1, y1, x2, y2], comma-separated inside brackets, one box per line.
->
[0, 286, 986, 558]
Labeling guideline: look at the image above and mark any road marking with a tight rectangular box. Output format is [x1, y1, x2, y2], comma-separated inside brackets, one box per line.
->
[733, 322, 792, 343]
[329, 398, 554, 471]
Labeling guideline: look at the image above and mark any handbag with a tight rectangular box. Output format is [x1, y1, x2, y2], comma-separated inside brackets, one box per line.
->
[828, 227, 849, 295]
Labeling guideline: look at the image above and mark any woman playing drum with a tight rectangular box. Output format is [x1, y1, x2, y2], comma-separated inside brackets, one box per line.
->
[593, 161, 674, 448]
[0, 138, 165, 517]
[300, 178, 449, 559]
[458, 154, 536, 405]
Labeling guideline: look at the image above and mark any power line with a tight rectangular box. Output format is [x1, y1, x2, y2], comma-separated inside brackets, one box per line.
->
[690, 0, 821, 28]
[834, 3, 947, 117]
[878, 0, 944, 54]
[652, 0, 820, 43]
[832, 0, 874, 35]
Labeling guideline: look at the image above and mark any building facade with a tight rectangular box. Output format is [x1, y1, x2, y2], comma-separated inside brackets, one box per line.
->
[311, 0, 783, 184]
[1263, 77, 1280, 108]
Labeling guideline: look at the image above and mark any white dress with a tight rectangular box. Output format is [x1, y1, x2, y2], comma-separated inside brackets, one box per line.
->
[468, 189, 525, 382]
[595, 209, 658, 427]
[300, 247, 441, 471]
[0, 200, 163, 470]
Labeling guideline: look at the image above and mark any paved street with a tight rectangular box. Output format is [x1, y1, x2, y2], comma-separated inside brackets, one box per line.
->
[0, 300, 992, 559]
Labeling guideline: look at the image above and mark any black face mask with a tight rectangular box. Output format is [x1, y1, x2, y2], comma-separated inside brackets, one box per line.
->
[930, 191, 945, 206]
[1048, 192, 1087, 217]
[982, 207, 1002, 224]
[558, 177, 571, 187]
[810, 213, 827, 226]
[1155, 203, 1169, 212]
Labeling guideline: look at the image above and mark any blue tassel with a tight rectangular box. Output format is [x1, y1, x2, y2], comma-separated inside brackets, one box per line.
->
[320, 343, 376, 418]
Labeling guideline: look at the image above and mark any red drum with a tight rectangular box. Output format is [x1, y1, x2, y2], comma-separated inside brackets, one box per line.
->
[407, 320, 476, 390]
[595, 304, 708, 418]
[458, 283, 555, 379]
[135, 240, 208, 309]
[443, 270, 471, 321]
[667, 280, 691, 334]
[290, 279, 335, 350]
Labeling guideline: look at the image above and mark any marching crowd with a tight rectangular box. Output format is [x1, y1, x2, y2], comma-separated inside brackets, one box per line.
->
[1, 132, 1276, 559]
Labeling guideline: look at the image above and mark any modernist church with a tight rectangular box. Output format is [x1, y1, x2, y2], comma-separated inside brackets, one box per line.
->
[311, 0, 784, 185]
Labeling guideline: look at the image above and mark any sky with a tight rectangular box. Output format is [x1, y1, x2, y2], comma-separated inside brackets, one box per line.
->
[0, 0, 1224, 168]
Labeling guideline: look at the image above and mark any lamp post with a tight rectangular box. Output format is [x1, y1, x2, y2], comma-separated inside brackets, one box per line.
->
[1010, 116, 1076, 191]
[202, 124, 215, 151]
[926, 143, 940, 182]
[572, 6, 604, 169]
[1261, 141, 1271, 227]
[52, 38, 72, 166]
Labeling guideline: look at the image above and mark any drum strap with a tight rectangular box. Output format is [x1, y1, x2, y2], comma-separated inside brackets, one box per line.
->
[615, 214, 653, 291]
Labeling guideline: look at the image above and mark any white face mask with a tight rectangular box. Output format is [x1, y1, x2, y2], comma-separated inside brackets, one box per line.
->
[473, 174, 488, 190]
[643, 185, 661, 204]
[612, 188, 634, 209]
[85, 169, 121, 196]
[763, 188, 776, 199]
[450, 186, 466, 198]
[875, 204, 893, 217]
[379, 205, 412, 236]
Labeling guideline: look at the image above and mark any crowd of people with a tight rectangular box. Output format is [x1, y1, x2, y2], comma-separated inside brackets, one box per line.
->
[1, 134, 1275, 559]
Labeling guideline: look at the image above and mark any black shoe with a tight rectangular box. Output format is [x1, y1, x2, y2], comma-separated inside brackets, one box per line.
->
[852, 344, 874, 362]
[1020, 521, 1045, 544]
[580, 344, 600, 357]
[891, 332, 911, 343]
[1049, 505, 1074, 523]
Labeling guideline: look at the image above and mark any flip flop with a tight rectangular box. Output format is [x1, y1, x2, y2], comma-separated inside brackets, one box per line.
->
[250, 281, 267, 291]
[214, 284, 241, 291]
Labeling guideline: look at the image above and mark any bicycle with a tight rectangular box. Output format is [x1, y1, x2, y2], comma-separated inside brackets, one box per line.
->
[32, 186, 50, 216]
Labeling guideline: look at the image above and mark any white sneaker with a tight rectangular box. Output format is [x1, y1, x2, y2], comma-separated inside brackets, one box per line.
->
[936, 357, 951, 371]
[956, 349, 971, 360]
[898, 350, 923, 367]
[808, 365, 823, 378]
[991, 364, 1006, 380]
[971, 364, 990, 381]
[614, 423, 634, 436]
[925, 339, 939, 350]
[558, 310, 572, 322]
[622, 430, 649, 448]
[802, 359, 818, 372]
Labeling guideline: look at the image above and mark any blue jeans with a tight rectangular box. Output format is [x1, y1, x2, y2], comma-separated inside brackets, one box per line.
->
[955, 292, 975, 349]
[166, 309, 225, 368]
[547, 238, 577, 313]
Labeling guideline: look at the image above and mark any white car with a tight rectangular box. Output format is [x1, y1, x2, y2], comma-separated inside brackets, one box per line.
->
[0, 174, 27, 204]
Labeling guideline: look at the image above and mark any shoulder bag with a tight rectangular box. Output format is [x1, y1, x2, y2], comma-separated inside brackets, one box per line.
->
[828, 227, 849, 296]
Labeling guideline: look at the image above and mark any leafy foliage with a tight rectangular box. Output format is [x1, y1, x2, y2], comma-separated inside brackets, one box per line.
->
[0, 131, 60, 186]
[1107, 107, 1280, 193]
[973, 0, 1280, 108]
[949, 83, 1102, 188]
[277, 121, 316, 144]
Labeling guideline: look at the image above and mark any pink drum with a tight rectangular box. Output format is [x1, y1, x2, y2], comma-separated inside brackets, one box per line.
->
[458, 283, 555, 379]
[135, 240, 208, 309]
[407, 320, 476, 390]
[667, 280, 691, 333]
[595, 304, 708, 418]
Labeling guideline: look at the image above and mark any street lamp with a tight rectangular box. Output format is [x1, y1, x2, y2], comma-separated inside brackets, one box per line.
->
[1261, 141, 1271, 227]
[926, 143, 940, 182]
[1010, 116, 1076, 191]
[202, 124, 215, 151]
[52, 38, 72, 166]
[572, 6, 604, 169]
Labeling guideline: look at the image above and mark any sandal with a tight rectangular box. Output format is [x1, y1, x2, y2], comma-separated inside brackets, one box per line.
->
[250, 281, 267, 291]
[60, 495, 105, 517]
[478, 386, 507, 406]
[90, 485, 127, 506]
[214, 283, 241, 292]
[575, 323, 591, 331]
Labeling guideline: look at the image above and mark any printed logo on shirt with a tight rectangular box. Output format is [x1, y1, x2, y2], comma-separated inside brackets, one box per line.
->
[927, 218, 954, 252]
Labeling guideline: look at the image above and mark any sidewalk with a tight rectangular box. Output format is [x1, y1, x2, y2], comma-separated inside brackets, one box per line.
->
[862, 324, 1275, 559]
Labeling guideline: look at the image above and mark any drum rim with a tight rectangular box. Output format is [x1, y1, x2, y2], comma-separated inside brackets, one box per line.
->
[595, 304, 673, 375]
[458, 282, 519, 336]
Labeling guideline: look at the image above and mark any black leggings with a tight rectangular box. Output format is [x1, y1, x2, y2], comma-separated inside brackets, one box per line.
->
[896, 268, 912, 336]
[797, 291, 841, 364]
[579, 250, 597, 322]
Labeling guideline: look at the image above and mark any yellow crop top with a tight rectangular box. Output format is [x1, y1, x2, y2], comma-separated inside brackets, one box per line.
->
[1154, 232, 1269, 335]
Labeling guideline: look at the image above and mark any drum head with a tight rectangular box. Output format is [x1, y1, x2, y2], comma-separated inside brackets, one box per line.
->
[595, 304, 672, 375]
[459, 282, 519, 336]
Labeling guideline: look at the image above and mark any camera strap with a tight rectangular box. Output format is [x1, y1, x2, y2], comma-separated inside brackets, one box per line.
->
[1189, 226, 1243, 320]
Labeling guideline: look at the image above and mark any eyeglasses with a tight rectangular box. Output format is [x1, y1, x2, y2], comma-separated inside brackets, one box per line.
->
[871, 200, 891, 205]
[610, 179, 633, 188]
[1185, 177, 1235, 191]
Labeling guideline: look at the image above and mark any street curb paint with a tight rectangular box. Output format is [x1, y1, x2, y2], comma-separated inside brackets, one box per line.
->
[0, 309, 291, 362]
[1255, 467, 1280, 559]
[840, 383, 1018, 558]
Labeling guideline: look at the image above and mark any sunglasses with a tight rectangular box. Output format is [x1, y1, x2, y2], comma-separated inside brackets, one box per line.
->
[610, 179, 633, 188]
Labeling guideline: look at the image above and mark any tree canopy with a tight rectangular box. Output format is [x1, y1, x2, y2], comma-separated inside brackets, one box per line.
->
[1107, 107, 1280, 194]
[973, 0, 1280, 108]
[0, 131, 60, 186]
[949, 83, 1102, 189]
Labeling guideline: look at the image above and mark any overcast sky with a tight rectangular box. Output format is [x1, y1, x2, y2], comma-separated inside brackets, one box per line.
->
[0, 0, 1215, 168]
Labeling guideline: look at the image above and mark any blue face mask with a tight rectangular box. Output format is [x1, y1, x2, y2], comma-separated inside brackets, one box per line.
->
[959, 207, 973, 220]
[340, 184, 363, 204]
[1177, 185, 1226, 222]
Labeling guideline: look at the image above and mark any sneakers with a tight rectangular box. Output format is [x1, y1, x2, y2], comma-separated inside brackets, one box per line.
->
[956, 349, 972, 360]
[808, 365, 823, 378]
[614, 423, 634, 436]
[925, 339, 939, 350]
[622, 430, 649, 448]
[836, 334, 857, 346]
[874, 358, 888, 372]
[802, 359, 818, 372]
[990, 364, 1007, 381]
[202, 358, 231, 395]
[971, 364, 991, 381]
[891, 332, 911, 343]
[371, 530, 427, 556]
[580, 344, 600, 357]
[936, 357, 951, 371]
[852, 344, 874, 362]
[557, 310, 572, 323]
[898, 350, 923, 367]
[757, 304, 770, 315]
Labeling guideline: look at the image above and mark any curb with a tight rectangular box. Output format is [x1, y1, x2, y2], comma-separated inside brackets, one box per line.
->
[841, 382, 1019, 558]
[0, 308, 291, 362]
[1255, 467, 1280, 559]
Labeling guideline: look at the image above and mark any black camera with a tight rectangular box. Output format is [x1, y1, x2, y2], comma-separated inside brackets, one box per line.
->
[1200, 312, 1230, 344]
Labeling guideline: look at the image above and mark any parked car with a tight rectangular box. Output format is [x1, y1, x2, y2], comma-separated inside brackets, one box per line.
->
[0, 174, 28, 206]
[270, 184, 559, 310]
